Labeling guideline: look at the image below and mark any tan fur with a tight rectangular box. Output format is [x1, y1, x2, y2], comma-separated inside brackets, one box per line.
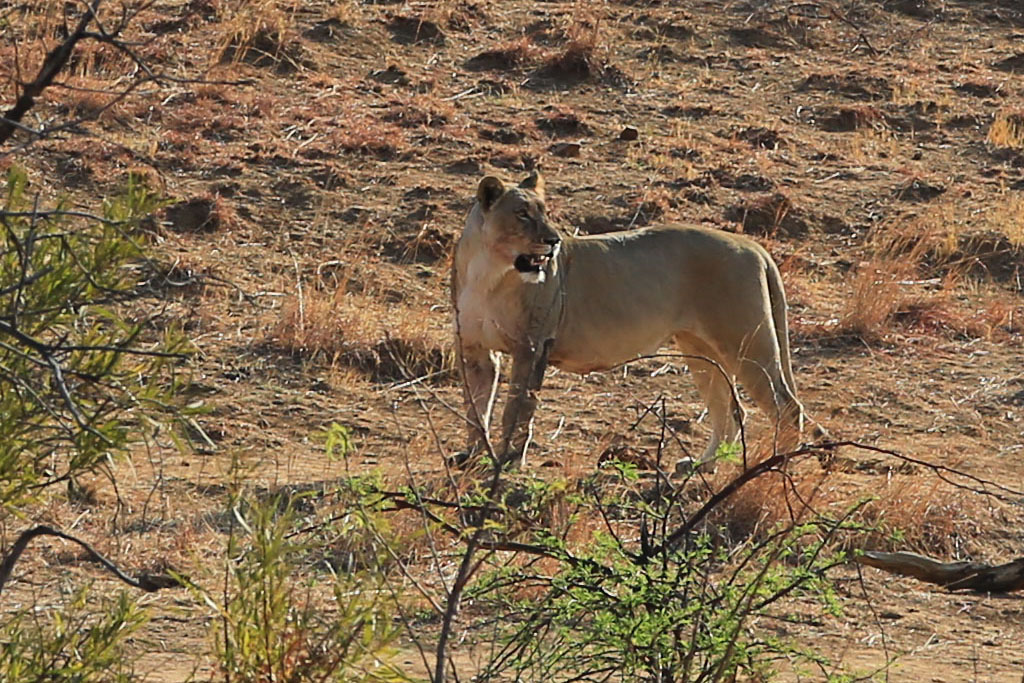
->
[452, 172, 812, 472]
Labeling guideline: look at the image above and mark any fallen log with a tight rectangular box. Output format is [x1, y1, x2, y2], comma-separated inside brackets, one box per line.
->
[856, 551, 1024, 593]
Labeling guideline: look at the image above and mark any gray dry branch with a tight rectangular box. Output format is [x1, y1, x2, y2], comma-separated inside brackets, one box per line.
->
[0, 0, 252, 151]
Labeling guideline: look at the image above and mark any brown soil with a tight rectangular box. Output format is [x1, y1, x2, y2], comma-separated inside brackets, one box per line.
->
[2, 0, 1024, 680]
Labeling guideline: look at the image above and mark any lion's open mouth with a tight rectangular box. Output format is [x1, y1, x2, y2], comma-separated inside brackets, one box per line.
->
[514, 253, 551, 273]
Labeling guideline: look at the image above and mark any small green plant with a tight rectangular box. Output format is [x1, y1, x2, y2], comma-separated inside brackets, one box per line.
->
[192, 485, 407, 682]
[321, 421, 354, 461]
[0, 586, 146, 681]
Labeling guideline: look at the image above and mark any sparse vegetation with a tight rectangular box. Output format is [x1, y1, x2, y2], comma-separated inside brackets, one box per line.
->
[0, 587, 146, 681]
[270, 280, 451, 382]
[459, 460, 847, 682]
[3, 0, 1023, 680]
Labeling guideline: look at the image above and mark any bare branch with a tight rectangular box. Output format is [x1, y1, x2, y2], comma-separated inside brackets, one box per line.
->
[0, 524, 183, 595]
[0, 0, 102, 145]
[641, 438, 1024, 564]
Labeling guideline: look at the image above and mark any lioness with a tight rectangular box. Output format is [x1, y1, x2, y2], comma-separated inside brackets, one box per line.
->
[452, 171, 812, 473]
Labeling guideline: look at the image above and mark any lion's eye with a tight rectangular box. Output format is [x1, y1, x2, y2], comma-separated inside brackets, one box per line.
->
[518, 210, 532, 221]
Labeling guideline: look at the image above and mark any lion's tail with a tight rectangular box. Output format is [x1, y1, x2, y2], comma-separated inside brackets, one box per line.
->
[764, 256, 798, 398]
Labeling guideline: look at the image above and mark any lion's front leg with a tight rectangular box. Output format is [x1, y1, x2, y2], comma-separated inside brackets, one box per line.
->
[498, 339, 553, 469]
[456, 345, 500, 465]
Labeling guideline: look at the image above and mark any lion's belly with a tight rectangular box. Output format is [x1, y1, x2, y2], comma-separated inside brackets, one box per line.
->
[549, 315, 676, 374]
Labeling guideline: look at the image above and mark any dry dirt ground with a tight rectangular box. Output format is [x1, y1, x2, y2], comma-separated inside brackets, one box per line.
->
[3, 0, 1024, 680]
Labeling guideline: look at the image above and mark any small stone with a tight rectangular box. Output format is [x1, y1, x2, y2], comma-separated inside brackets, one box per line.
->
[549, 141, 582, 158]
[619, 126, 639, 141]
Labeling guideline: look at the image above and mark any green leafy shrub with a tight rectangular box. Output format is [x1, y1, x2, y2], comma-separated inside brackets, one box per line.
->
[0, 166, 187, 508]
[461, 466, 846, 682]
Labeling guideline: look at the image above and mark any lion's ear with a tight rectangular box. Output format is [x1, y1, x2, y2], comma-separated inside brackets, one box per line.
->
[477, 176, 505, 211]
[519, 171, 545, 200]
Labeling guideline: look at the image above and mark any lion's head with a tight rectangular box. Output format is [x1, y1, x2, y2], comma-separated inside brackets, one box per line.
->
[476, 172, 561, 283]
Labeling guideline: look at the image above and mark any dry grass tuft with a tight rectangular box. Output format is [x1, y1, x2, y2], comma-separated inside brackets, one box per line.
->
[332, 103, 408, 159]
[704, 448, 985, 558]
[163, 194, 237, 234]
[535, 106, 593, 137]
[820, 105, 887, 133]
[987, 108, 1024, 149]
[706, 468, 824, 544]
[725, 192, 809, 237]
[270, 281, 451, 383]
[986, 193, 1024, 248]
[383, 224, 454, 264]
[216, 0, 307, 73]
[831, 221, 963, 342]
[849, 475, 980, 556]
[703, 444, 827, 544]
[383, 94, 455, 130]
[534, 4, 626, 85]
[465, 36, 540, 71]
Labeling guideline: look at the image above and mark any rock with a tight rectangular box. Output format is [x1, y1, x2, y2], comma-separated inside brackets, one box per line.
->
[618, 126, 639, 141]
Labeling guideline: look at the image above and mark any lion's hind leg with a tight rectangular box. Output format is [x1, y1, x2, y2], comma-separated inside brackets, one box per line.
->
[673, 335, 743, 476]
[735, 332, 806, 455]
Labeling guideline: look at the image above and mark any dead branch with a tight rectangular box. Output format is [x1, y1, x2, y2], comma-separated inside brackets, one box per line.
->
[638, 442, 826, 563]
[0, 0, 102, 145]
[0, 525, 183, 596]
[857, 551, 1024, 593]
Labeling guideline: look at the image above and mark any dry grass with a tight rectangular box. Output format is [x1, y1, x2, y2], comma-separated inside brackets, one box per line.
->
[705, 460, 827, 544]
[537, 3, 616, 82]
[270, 275, 451, 383]
[704, 450, 984, 558]
[833, 221, 961, 342]
[332, 102, 408, 159]
[987, 108, 1024, 149]
[216, 0, 306, 72]
[383, 93, 457, 131]
[985, 192, 1024, 248]
[849, 475, 980, 556]
[466, 36, 541, 71]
